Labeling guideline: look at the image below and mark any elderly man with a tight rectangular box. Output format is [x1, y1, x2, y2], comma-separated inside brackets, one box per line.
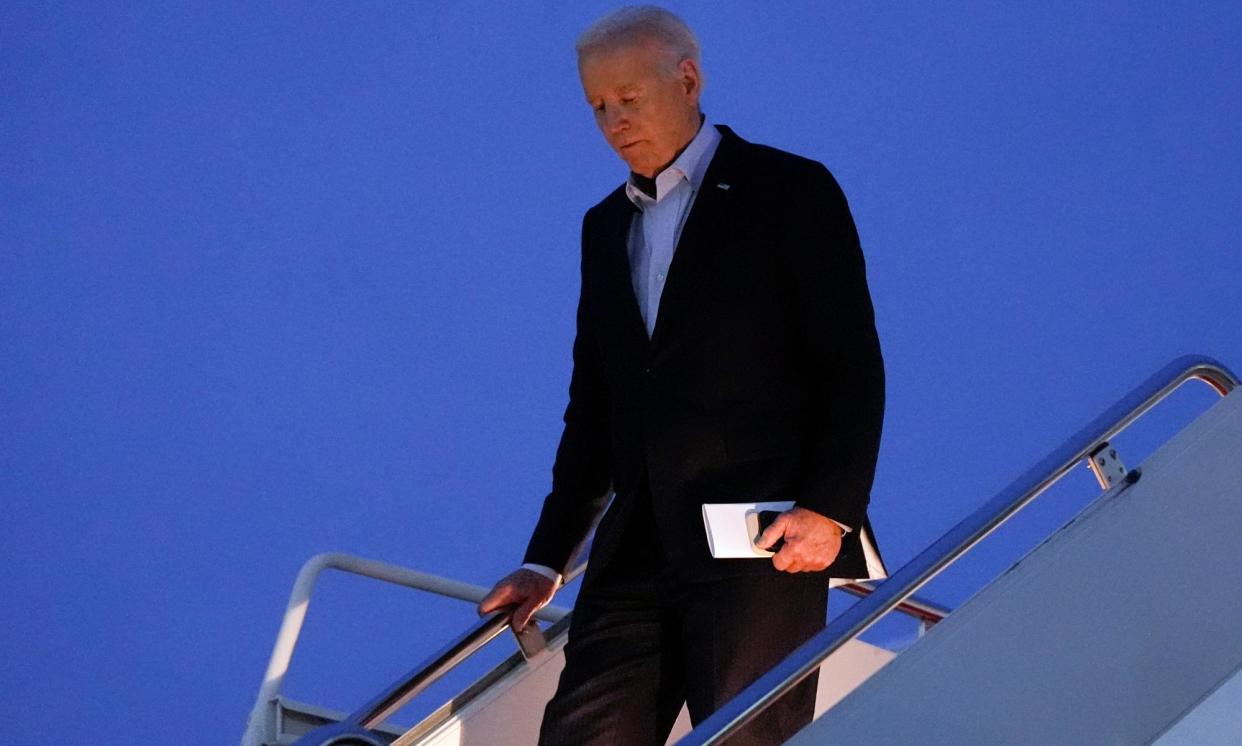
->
[480, 6, 885, 744]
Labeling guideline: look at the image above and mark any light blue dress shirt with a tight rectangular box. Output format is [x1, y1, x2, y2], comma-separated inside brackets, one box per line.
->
[623, 117, 723, 337]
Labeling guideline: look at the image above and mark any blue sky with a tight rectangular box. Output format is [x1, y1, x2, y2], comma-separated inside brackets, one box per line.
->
[2, 2, 1239, 742]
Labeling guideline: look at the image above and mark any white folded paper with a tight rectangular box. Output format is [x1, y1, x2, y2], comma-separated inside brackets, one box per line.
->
[700, 501, 889, 588]
[701, 501, 795, 558]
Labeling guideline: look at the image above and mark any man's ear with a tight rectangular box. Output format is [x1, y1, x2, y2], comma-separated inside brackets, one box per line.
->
[678, 58, 702, 100]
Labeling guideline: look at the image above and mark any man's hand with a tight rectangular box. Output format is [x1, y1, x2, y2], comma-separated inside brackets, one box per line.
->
[755, 506, 843, 573]
[478, 568, 557, 632]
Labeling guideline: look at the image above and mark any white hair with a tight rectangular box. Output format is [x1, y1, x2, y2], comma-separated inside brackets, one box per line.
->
[576, 5, 701, 76]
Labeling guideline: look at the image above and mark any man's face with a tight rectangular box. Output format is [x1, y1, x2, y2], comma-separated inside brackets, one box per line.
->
[578, 39, 702, 178]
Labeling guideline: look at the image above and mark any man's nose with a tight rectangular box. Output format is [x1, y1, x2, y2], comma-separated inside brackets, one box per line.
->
[601, 105, 628, 135]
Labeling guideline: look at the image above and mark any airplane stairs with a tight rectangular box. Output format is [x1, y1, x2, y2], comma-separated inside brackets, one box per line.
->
[243, 355, 1240, 745]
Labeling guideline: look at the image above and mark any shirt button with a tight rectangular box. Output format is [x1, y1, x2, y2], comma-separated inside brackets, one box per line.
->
[656, 273, 665, 282]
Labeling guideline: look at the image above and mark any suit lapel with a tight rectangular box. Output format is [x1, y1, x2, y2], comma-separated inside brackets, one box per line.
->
[649, 125, 747, 352]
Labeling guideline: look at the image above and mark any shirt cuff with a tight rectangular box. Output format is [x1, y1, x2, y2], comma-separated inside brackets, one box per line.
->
[521, 563, 563, 586]
[829, 519, 853, 534]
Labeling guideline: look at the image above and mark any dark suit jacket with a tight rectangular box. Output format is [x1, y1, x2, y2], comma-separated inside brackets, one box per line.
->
[523, 124, 885, 584]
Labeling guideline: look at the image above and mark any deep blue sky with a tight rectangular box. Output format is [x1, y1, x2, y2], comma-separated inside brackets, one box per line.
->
[2, 2, 1239, 742]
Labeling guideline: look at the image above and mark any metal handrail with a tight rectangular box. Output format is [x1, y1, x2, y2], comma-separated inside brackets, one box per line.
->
[354, 574, 948, 745]
[360, 609, 517, 730]
[268, 545, 949, 744]
[378, 578, 949, 745]
[286, 610, 519, 745]
[679, 354, 1238, 745]
[838, 581, 948, 629]
[241, 552, 570, 746]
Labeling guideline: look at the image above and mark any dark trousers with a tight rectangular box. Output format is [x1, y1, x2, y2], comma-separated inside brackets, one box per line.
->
[538, 487, 828, 746]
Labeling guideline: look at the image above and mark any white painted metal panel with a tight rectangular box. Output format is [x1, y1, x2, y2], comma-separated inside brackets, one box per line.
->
[411, 636, 894, 745]
[1153, 662, 1242, 746]
[791, 391, 1242, 745]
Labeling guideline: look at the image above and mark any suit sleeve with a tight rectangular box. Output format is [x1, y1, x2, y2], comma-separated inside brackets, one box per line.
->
[785, 163, 885, 530]
[521, 212, 614, 574]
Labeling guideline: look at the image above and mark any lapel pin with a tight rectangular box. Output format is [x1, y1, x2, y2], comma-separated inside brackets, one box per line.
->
[716, 183, 731, 190]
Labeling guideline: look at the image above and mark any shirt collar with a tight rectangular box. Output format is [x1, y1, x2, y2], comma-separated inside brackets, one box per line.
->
[625, 116, 722, 207]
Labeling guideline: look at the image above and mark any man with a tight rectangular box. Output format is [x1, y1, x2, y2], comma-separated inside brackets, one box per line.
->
[479, 6, 885, 745]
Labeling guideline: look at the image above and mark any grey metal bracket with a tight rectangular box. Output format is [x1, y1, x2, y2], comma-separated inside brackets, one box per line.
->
[1087, 441, 1128, 489]
[511, 621, 548, 661]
